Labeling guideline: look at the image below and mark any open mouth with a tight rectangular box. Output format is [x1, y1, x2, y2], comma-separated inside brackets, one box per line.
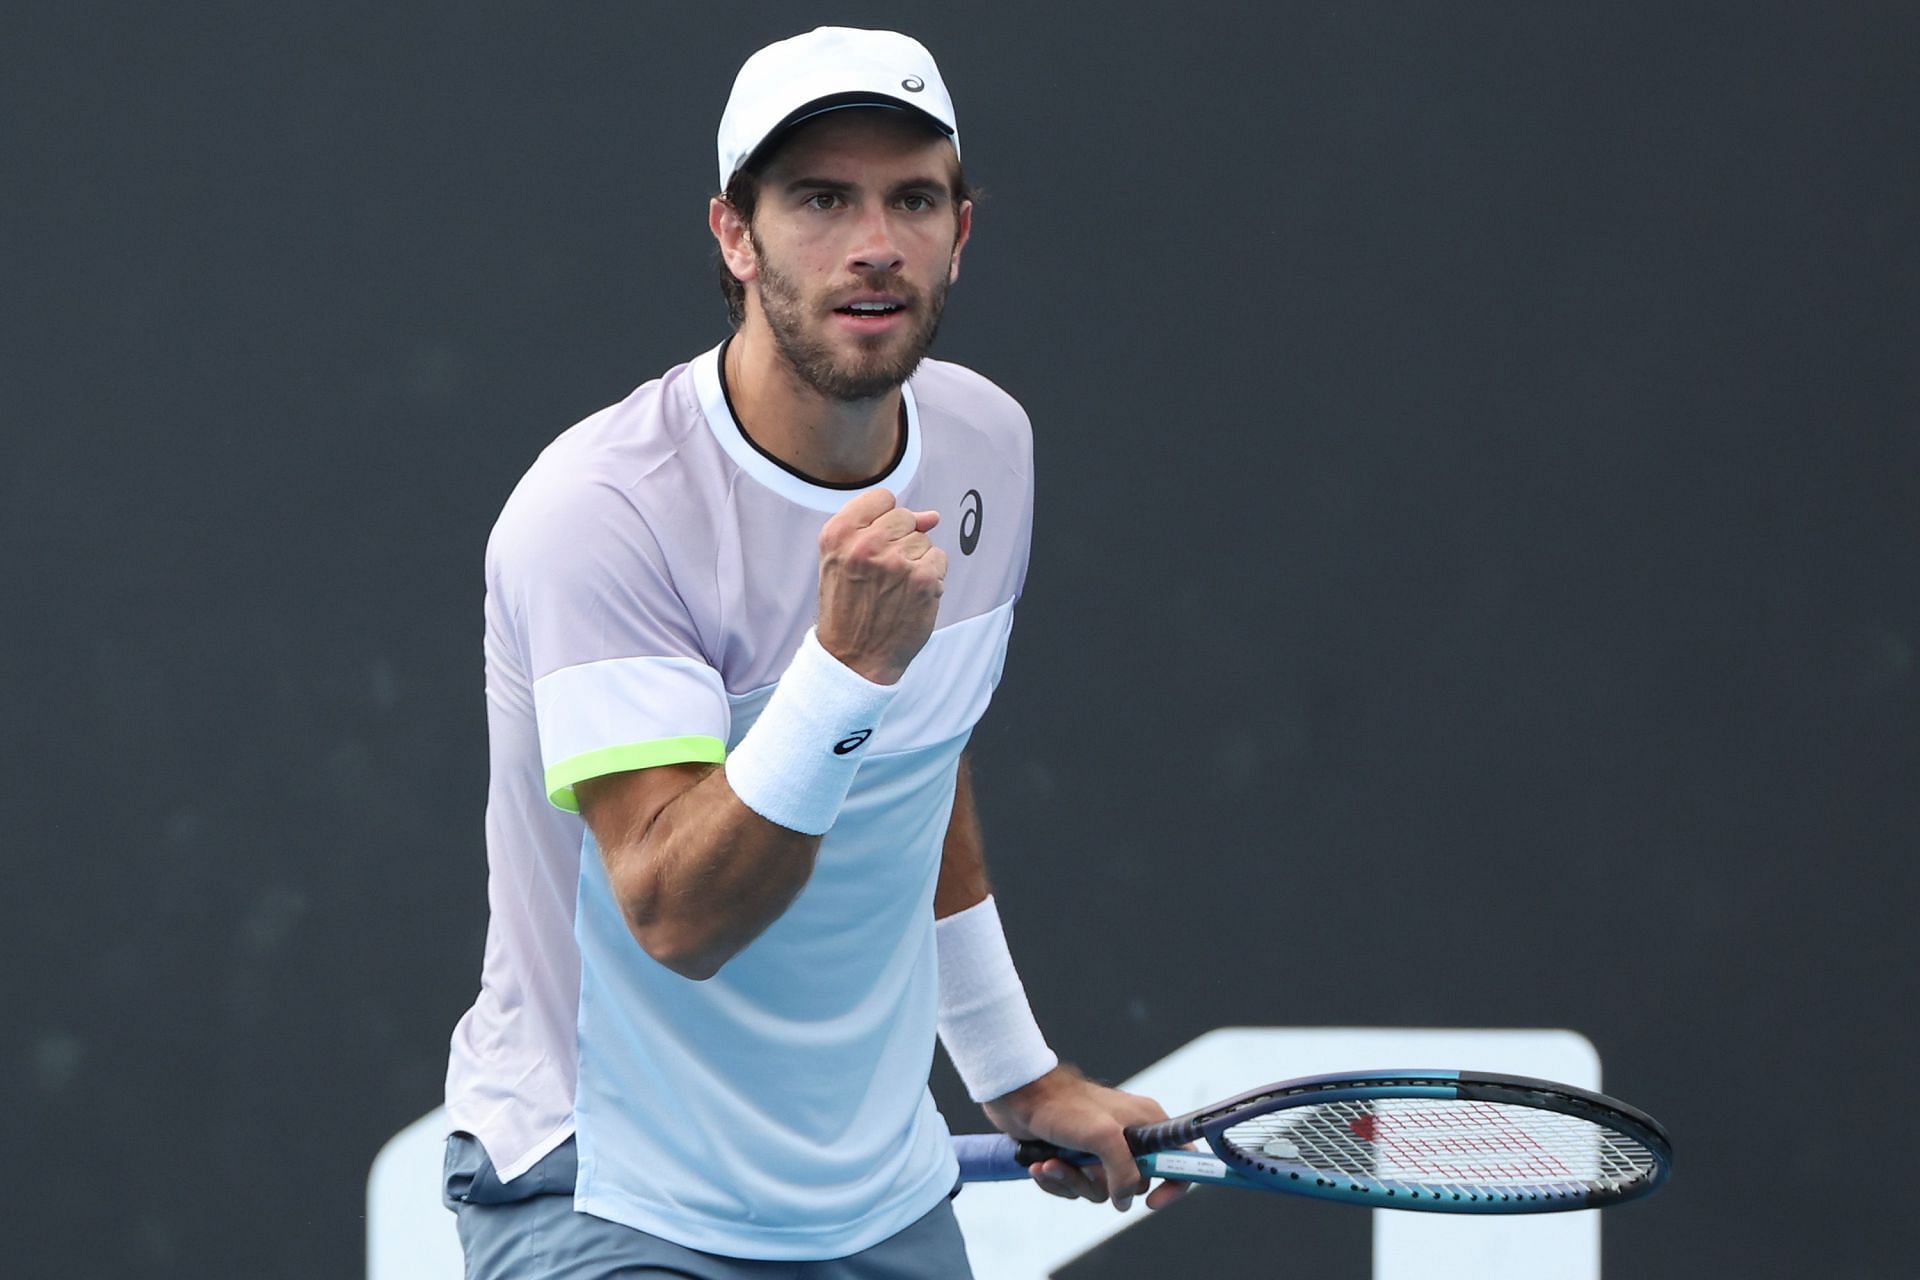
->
[834, 301, 907, 319]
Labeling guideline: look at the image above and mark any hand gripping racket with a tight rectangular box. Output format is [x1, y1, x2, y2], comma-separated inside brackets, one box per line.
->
[952, 1069, 1672, 1213]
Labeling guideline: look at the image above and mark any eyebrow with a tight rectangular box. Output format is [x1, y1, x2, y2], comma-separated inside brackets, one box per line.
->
[782, 176, 952, 198]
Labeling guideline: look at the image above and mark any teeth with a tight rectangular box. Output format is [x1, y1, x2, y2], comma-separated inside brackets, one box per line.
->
[845, 302, 898, 313]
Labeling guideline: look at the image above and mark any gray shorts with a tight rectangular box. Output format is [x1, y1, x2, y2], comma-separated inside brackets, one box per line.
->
[443, 1133, 973, 1280]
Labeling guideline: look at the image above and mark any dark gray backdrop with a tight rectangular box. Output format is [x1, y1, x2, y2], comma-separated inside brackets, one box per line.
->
[7, 2, 1916, 1275]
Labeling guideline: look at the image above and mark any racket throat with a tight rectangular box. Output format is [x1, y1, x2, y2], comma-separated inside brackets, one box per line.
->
[1138, 1150, 1240, 1186]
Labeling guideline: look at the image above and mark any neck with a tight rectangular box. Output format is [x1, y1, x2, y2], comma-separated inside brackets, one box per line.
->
[723, 325, 903, 485]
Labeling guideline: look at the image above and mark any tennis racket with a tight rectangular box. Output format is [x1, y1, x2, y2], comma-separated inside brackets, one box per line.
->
[952, 1069, 1671, 1214]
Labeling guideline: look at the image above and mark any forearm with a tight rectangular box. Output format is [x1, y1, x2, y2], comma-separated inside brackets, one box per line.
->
[933, 763, 1058, 1097]
[934, 755, 990, 917]
[584, 629, 897, 979]
[600, 765, 822, 980]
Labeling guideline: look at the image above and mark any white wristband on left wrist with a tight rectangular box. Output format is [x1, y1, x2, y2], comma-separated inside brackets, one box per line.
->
[936, 895, 1057, 1102]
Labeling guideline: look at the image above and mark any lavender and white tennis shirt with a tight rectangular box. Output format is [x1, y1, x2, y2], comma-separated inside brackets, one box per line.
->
[444, 343, 1033, 1259]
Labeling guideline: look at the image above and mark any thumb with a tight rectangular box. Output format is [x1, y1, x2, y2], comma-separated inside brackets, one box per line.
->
[830, 487, 899, 534]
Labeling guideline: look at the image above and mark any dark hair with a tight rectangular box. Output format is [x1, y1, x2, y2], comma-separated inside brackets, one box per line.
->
[715, 168, 764, 331]
[714, 151, 975, 329]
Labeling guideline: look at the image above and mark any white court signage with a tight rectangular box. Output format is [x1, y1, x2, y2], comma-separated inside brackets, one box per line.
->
[367, 1027, 1604, 1279]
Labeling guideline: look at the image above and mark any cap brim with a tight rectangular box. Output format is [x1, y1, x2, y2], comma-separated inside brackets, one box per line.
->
[737, 91, 957, 178]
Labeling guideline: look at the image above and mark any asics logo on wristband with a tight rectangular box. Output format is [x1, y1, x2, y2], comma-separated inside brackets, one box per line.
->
[833, 729, 874, 755]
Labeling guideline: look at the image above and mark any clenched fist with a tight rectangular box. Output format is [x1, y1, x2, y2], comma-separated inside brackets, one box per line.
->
[815, 488, 946, 685]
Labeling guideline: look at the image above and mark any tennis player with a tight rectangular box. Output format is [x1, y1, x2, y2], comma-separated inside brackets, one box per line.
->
[442, 27, 1179, 1278]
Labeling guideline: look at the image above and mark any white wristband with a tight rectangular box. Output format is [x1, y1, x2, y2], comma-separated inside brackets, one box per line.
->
[723, 628, 899, 836]
[936, 895, 1058, 1102]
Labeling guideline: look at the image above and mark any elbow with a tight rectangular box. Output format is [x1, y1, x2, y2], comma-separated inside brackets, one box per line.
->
[619, 896, 732, 981]
[605, 845, 737, 981]
[638, 930, 728, 981]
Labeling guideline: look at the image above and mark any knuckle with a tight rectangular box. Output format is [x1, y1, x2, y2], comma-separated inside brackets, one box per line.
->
[819, 519, 857, 553]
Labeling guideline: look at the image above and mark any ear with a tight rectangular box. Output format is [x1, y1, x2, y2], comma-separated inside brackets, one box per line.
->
[710, 196, 759, 285]
[947, 199, 973, 285]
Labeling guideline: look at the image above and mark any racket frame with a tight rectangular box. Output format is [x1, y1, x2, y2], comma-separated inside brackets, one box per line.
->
[995, 1068, 1672, 1214]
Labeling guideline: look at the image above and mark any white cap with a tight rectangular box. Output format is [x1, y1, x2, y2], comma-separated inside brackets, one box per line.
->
[716, 27, 959, 190]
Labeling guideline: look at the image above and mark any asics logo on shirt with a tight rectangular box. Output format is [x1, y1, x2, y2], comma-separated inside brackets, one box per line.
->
[959, 489, 983, 556]
[834, 729, 874, 755]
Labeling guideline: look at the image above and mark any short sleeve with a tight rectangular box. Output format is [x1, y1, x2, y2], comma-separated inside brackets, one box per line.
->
[492, 475, 729, 813]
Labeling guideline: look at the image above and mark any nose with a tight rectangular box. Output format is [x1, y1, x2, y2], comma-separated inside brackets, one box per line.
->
[846, 205, 905, 276]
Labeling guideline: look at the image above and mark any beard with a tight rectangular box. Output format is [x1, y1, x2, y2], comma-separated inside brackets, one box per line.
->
[752, 236, 952, 402]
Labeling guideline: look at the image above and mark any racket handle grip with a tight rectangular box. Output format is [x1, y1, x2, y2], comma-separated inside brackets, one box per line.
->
[952, 1131, 1153, 1182]
[1014, 1138, 1070, 1166]
[1023, 1126, 1164, 1162]
[951, 1134, 1039, 1182]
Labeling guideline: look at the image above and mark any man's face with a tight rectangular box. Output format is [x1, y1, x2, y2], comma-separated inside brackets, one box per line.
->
[732, 110, 971, 401]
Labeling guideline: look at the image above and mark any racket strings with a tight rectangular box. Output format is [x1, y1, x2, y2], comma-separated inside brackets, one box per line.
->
[1220, 1099, 1658, 1199]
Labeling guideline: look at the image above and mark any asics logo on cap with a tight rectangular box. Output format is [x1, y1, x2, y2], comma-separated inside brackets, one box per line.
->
[901, 76, 925, 92]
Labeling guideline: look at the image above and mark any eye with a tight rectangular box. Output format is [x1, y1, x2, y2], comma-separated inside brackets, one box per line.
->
[898, 193, 937, 212]
[803, 192, 844, 211]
